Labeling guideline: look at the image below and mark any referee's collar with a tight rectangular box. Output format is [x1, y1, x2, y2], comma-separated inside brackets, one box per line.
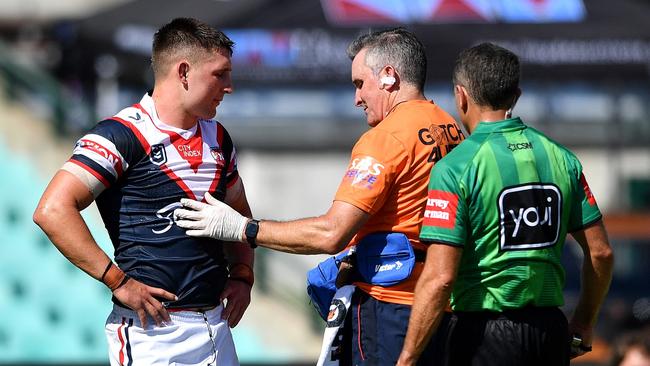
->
[474, 117, 525, 134]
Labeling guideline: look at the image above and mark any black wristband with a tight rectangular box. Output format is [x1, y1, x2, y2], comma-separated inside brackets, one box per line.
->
[100, 262, 114, 282]
[114, 274, 130, 291]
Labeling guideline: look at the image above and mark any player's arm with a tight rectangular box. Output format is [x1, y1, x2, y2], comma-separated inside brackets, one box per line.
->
[218, 178, 254, 327]
[397, 243, 462, 366]
[254, 200, 369, 254]
[33, 169, 113, 281]
[33, 168, 176, 328]
[174, 133, 398, 255]
[175, 195, 369, 255]
[568, 220, 614, 354]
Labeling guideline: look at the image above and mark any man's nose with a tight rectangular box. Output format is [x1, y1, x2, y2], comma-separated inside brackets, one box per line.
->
[354, 90, 363, 107]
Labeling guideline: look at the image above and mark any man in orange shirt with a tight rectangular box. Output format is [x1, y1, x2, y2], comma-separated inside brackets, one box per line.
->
[174, 28, 464, 364]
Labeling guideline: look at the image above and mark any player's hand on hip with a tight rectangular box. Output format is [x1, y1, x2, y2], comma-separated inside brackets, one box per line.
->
[112, 277, 177, 328]
[174, 192, 248, 242]
[219, 279, 252, 328]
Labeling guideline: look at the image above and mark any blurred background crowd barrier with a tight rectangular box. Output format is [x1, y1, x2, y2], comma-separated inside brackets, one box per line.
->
[0, 0, 649, 365]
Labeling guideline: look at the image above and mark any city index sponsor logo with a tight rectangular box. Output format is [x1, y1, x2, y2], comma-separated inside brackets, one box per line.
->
[423, 190, 458, 229]
[177, 144, 202, 158]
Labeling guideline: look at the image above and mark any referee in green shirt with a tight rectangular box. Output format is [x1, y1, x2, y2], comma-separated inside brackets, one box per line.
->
[397, 43, 614, 366]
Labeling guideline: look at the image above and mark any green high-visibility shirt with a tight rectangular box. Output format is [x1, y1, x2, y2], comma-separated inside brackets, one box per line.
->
[420, 117, 602, 312]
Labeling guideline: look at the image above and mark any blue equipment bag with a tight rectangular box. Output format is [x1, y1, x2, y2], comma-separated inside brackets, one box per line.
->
[355, 232, 415, 287]
[306, 249, 349, 321]
[305, 232, 415, 320]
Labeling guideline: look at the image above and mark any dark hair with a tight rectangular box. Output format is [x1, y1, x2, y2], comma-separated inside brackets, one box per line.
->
[151, 17, 234, 77]
[347, 28, 427, 90]
[453, 42, 520, 110]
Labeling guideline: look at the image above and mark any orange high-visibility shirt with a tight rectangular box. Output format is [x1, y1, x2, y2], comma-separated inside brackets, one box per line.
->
[334, 100, 464, 305]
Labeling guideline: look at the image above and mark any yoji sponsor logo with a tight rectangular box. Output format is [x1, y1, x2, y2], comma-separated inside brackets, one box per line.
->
[498, 183, 562, 251]
[344, 156, 384, 189]
[423, 190, 458, 229]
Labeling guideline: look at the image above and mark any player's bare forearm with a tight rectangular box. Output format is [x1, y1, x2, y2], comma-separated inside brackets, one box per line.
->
[570, 221, 614, 329]
[175, 193, 368, 255]
[33, 170, 112, 280]
[256, 201, 369, 255]
[398, 244, 461, 365]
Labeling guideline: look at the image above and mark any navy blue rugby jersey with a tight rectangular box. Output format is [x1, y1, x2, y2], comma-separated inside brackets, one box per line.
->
[69, 93, 239, 308]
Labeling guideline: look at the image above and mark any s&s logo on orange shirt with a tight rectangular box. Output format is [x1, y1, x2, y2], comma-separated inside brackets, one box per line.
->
[343, 156, 385, 189]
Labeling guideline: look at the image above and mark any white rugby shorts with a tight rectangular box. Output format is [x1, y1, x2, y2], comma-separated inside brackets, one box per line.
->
[105, 304, 239, 366]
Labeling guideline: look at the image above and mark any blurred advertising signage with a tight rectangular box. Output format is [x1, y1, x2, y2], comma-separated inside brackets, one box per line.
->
[320, 0, 586, 24]
[114, 26, 354, 81]
[226, 29, 354, 81]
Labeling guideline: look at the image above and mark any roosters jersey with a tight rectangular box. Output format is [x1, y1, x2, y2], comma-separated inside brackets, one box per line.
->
[69, 93, 238, 308]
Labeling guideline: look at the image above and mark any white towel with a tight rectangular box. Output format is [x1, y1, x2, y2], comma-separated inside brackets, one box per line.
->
[316, 285, 355, 366]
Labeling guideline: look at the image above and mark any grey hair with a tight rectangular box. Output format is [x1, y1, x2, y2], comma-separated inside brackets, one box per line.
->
[346, 28, 427, 90]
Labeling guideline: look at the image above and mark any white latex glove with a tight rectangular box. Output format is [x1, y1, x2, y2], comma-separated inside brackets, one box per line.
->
[174, 192, 248, 242]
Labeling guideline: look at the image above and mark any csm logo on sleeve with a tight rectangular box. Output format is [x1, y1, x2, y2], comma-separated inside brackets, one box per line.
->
[498, 184, 562, 251]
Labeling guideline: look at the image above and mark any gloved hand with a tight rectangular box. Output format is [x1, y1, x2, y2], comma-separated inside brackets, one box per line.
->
[174, 192, 248, 242]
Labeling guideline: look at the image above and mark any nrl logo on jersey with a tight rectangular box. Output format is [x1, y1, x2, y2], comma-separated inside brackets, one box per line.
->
[149, 144, 167, 166]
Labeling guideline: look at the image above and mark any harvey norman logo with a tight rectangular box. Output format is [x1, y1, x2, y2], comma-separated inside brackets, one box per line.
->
[498, 183, 562, 251]
[423, 190, 458, 229]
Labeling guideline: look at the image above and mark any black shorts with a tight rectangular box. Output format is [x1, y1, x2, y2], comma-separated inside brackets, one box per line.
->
[443, 306, 570, 366]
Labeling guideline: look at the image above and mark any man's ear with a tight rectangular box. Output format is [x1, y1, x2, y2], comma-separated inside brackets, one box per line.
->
[455, 85, 468, 114]
[379, 65, 397, 90]
[178, 62, 190, 84]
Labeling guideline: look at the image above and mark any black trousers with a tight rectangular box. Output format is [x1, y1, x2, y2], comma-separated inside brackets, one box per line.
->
[443, 306, 570, 366]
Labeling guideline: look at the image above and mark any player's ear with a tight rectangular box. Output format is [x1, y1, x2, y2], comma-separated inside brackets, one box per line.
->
[178, 62, 190, 86]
